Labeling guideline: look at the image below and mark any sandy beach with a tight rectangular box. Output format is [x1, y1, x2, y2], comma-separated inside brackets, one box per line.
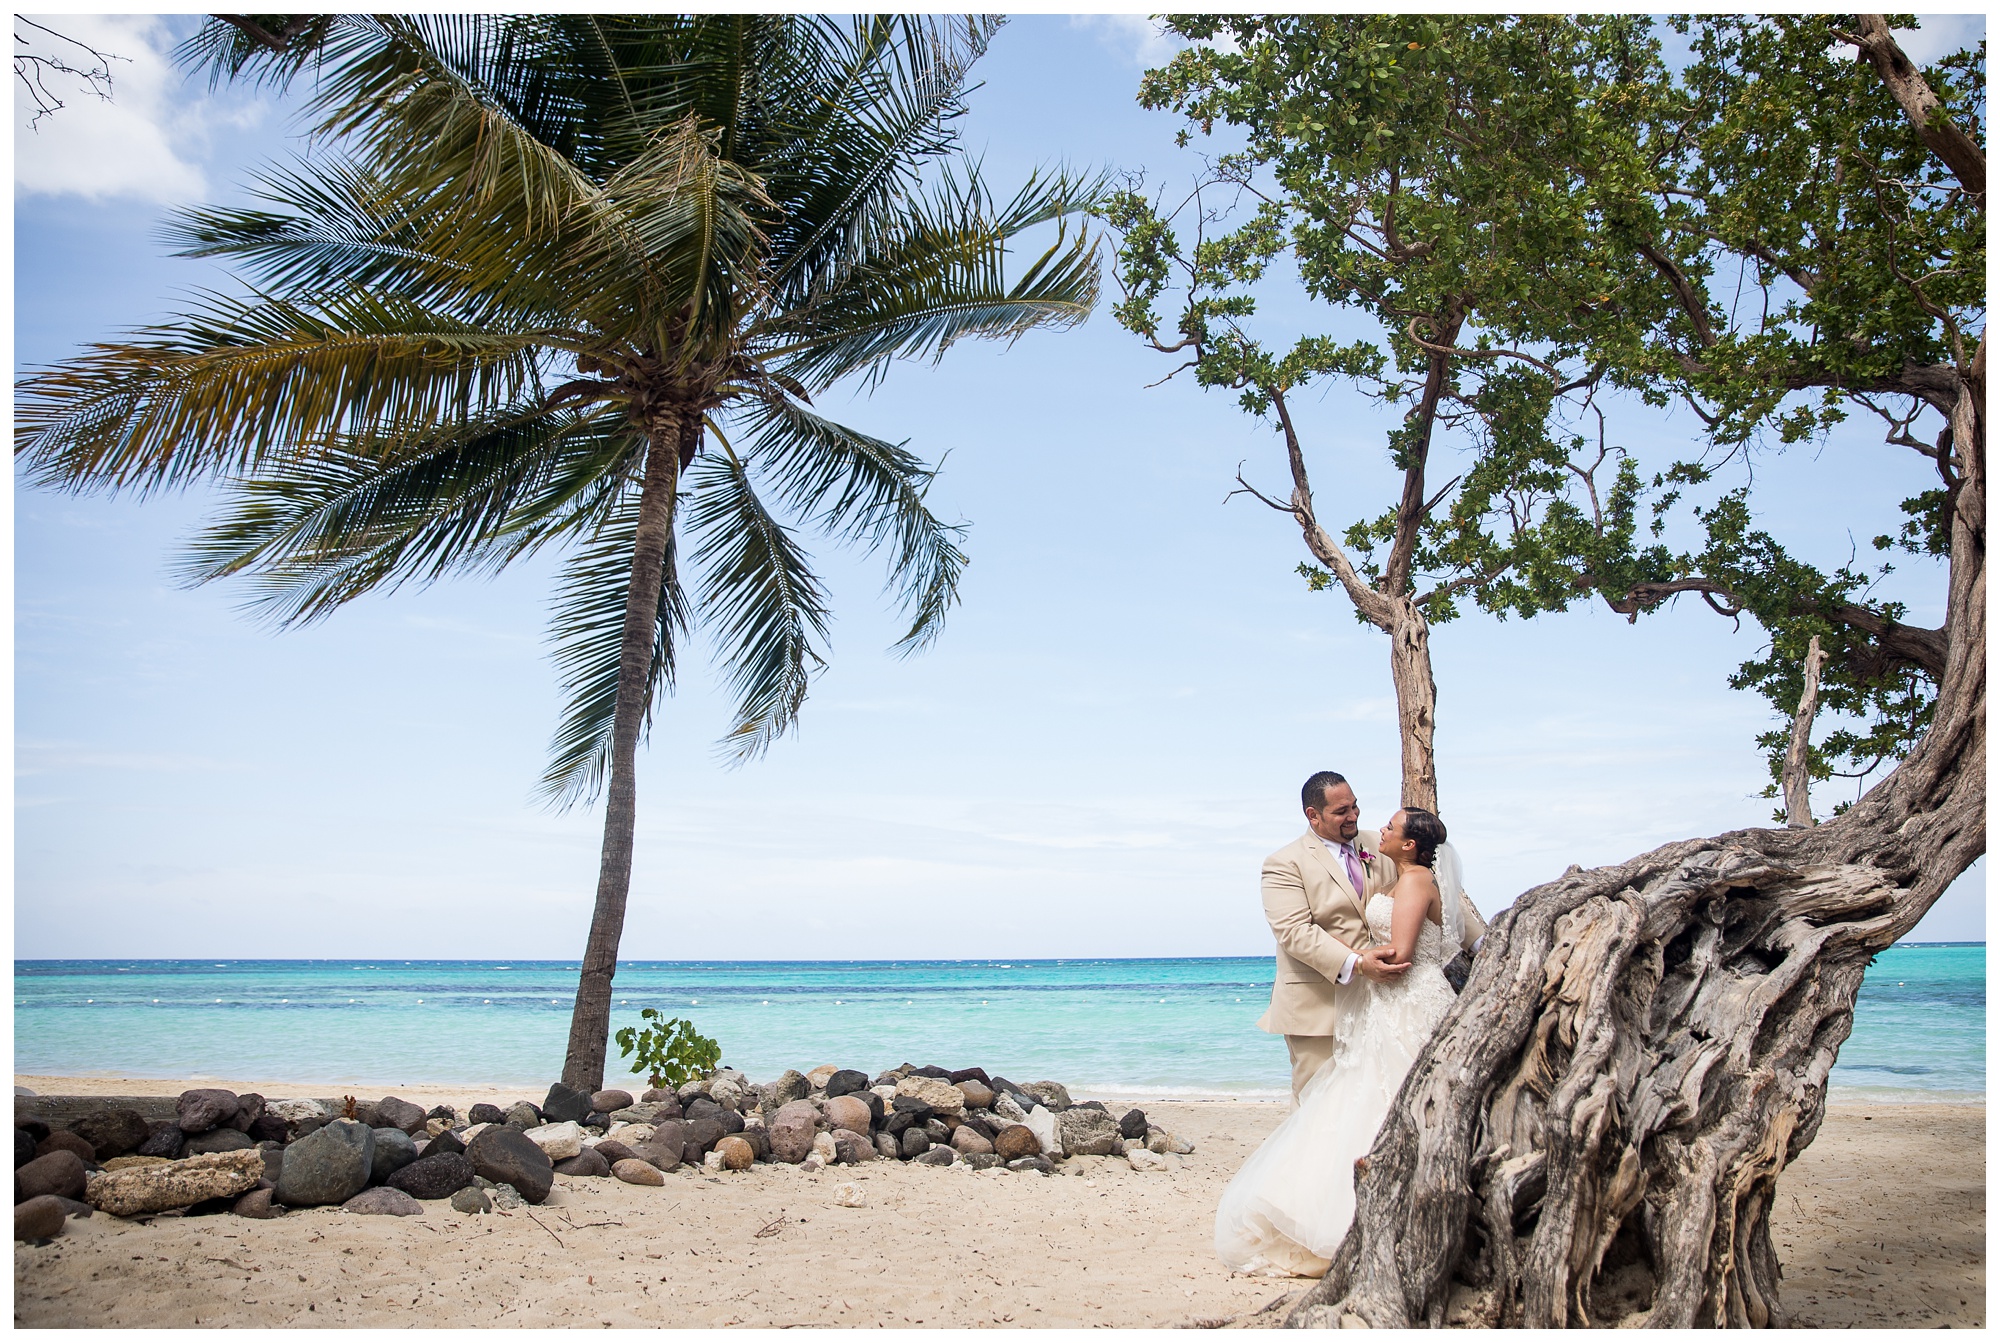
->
[14, 1077, 1984, 1328]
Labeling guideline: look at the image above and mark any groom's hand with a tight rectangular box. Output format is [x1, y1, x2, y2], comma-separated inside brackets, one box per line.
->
[1356, 946, 1411, 983]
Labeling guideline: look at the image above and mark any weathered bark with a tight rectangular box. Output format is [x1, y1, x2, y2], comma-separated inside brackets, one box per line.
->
[560, 409, 688, 1093]
[1782, 635, 1825, 829]
[1269, 386, 1446, 811]
[1389, 600, 1439, 812]
[1287, 336, 1981, 1329]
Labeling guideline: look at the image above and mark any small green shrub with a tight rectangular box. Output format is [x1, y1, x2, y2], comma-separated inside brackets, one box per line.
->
[614, 1009, 722, 1090]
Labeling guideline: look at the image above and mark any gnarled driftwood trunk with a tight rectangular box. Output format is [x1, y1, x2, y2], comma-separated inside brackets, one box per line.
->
[1289, 341, 1983, 1328]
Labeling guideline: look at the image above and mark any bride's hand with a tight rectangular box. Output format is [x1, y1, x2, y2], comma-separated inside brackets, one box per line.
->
[1356, 945, 1411, 983]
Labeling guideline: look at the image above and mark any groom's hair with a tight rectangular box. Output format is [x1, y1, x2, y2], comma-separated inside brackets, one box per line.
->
[1401, 808, 1447, 867]
[1301, 771, 1347, 813]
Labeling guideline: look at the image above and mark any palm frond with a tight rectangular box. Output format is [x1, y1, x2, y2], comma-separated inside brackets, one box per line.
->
[684, 448, 830, 761]
[541, 490, 691, 806]
[16, 288, 562, 495]
[760, 162, 1105, 390]
[738, 395, 966, 653]
[177, 405, 641, 627]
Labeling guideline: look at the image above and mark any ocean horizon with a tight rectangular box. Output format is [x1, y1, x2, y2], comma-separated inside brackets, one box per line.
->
[13, 944, 1983, 1103]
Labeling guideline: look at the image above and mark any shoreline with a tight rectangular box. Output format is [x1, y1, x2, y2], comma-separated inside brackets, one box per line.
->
[16, 1072, 1978, 1109]
[12, 1077, 1983, 1327]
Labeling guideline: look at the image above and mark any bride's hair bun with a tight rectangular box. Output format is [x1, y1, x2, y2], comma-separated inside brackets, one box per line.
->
[1400, 808, 1446, 867]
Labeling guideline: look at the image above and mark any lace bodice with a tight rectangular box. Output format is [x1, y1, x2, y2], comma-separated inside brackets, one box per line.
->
[1364, 892, 1448, 968]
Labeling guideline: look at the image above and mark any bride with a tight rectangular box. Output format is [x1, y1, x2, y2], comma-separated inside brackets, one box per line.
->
[1216, 806, 1466, 1276]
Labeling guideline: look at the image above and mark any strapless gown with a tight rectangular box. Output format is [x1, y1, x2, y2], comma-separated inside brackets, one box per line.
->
[1215, 893, 1457, 1276]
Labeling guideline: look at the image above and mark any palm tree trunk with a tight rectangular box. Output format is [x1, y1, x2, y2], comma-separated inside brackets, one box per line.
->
[562, 414, 685, 1093]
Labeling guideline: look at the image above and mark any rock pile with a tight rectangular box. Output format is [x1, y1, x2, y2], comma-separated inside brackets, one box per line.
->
[14, 1066, 1195, 1237]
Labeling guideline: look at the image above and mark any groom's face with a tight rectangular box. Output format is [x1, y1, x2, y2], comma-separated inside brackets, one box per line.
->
[1307, 783, 1361, 845]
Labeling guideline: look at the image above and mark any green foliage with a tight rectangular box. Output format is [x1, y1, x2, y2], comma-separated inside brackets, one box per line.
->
[1101, 15, 1683, 633]
[614, 1009, 722, 1090]
[16, 16, 1103, 797]
[1108, 14, 1980, 789]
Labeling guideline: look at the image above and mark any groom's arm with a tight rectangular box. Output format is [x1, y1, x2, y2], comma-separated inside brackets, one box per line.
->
[1261, 854, 1362, 984]
[1460, 892, 1488, 955]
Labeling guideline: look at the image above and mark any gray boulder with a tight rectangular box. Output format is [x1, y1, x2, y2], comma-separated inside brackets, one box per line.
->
[343, 1186, 423, 1216]
[15, 1151, 87, 1203]
[426, 1128, 467, 1157]
[232, 1185, 282, 1219]
[176, 1088, 240, 1134]
[466, 1103, 506, 1126]
[764, 1070, 811, 1110]
[135, 1123, 184, 1159]
[370, 1127, 420, 1184]
[466, 1126, 553, 1204]
[16, 1194, 67, 1239]
[227, 1094, 264, 1133]
[449, 1186, 490, 1214]
[274, 1119, 375, 1207]
[388, 1152, 475, 1200]
[182, 1128, 254, 1157]
[913, 1145, 956, 1166]
[824, 1070, 870, 1098]
[589, 1090, 633, 1114]
[373, 1097, 427, 1137]
[554, 1148, 610, 1178]
[900, 1128, 931, 1158]
[1057, 1107, 1122, 1157]
[831, 1130, 874, 1165]
[630, 1139, 682, 1173]
[683, 1116, 725, 1157]
[503, 1102, 542, 1129]
[1119, 1108, 1150, 1140]
[592, 1139, 640, 1167]
[1022, 1081, 1073, 1112]
[540, 1083, 592, 1125]
[69, 1110, 149, 1160]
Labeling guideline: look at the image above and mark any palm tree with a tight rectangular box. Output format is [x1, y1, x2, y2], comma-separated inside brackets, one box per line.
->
[16, 15, 1101, 1091]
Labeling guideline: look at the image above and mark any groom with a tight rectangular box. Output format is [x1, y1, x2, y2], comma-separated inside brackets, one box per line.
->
[1256, 770, 1486, 1101]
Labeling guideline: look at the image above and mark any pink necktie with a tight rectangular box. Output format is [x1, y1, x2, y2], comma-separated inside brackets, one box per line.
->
[1341, 844, 1365, 894]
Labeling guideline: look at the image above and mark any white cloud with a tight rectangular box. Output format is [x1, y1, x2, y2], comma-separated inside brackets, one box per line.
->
[13, 14, 260, 203]
[1067, 15, 1181, 72]
[1902, 14, 1986, 67]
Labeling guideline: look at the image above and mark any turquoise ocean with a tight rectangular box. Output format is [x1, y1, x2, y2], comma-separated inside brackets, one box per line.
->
[13, 945, 1983, 1102]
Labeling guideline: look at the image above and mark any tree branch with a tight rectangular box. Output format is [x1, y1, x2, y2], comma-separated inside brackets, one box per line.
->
[1845, 14, 1986, 199]
[1403, 316, 1560, 377]
[1268, 385, 1396, 629]
[1783, 634, 1826, 828]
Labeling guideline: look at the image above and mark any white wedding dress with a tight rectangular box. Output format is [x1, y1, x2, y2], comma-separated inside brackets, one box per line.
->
[1216, 872, 1461, 1277]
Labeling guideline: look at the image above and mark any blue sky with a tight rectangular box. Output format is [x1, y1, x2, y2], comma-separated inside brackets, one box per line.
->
[13, 14, 1985, 959]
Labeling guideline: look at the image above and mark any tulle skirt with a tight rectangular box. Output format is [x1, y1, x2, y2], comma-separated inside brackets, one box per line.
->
[1215, 964, 1456, 1276]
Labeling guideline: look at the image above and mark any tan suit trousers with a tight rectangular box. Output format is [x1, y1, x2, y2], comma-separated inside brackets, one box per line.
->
[1284, 1033, 1335, 1103]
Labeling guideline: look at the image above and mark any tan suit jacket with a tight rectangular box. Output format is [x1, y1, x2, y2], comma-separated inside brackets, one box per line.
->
[1256, 827, 1487, 1037]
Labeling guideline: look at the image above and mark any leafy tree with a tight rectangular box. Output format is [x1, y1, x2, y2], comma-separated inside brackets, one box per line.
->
[1101, 15, 1684, 811]
[15, 15, 1101, 1091]
[1123, 14, 1981, 1327]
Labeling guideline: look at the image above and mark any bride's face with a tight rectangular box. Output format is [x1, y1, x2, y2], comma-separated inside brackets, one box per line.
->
[1380, 810, 1409, 857]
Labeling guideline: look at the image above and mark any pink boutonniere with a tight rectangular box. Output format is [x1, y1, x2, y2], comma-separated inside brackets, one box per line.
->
[1357, 848, 1375, 864]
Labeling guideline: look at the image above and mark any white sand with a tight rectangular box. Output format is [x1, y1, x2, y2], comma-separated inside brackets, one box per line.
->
[12, 1077, 1984, 1328]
